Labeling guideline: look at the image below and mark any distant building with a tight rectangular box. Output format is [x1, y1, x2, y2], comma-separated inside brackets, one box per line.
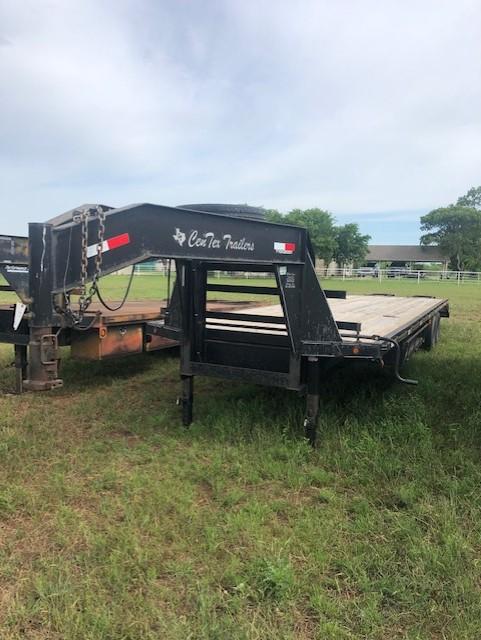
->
[366, 245, 448, 267]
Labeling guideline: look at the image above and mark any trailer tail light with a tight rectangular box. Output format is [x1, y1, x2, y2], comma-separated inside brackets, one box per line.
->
[274, 242, 296, 255]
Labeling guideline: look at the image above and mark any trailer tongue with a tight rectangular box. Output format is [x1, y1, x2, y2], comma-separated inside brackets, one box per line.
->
[0, 203, 448, 444]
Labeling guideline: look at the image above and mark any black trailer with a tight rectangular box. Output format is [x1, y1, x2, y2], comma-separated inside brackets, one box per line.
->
[0, 203, 448, 444]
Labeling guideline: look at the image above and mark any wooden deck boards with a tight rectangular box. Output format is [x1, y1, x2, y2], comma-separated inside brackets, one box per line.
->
[207, 295, 446, 341]
[329, 295, 444, 338]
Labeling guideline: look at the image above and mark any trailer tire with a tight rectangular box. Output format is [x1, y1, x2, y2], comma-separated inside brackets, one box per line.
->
[177, 203, 266, 221]
[423, 313, 440, 350]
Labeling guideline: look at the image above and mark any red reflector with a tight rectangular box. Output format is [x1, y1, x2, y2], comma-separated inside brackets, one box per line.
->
[107, 233, 130, 251]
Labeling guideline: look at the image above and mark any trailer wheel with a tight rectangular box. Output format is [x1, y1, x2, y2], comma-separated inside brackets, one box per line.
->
[423, 313, 440, 350]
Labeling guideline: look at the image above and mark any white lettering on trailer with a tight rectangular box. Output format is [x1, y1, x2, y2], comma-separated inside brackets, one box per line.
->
[223, 235, 254, 251]
[5, 266, 28, 273]
[173, 228, 254, 252]
[188, 231, 221, 249]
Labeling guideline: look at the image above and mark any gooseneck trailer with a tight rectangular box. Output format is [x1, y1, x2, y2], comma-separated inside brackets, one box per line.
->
[0, 203, 448, 444]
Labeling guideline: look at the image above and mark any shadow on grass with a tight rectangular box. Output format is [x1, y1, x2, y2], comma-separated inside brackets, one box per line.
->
[57, 347, 180, 392]
[180, 346, 481, 448]
[183, 360, 407, 445]
[2, 337, 480, 450]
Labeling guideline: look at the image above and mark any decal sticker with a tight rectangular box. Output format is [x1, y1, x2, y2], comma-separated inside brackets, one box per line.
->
[274, 242, 296, 255]
[87, 233, 130, 258]
[5, 265, 28, 273]
[13, 303, 26, 331]
[173, 228, 186, 246]
[285, 273, 296, 288]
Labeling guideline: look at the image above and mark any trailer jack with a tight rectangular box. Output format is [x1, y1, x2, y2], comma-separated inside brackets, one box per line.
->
[23, 328, 63, 391]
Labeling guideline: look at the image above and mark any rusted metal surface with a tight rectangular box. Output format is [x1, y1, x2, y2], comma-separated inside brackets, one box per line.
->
[0, 235, 28, 265]
[69, 300, 261, 360]
[0, 299, 263, 365]
[71, 325, 144, 360]
[144, 333, 178, 351]
[74, 300, 260, 327]
[85, 301, 163, 325]
[23, 327, 63, 391]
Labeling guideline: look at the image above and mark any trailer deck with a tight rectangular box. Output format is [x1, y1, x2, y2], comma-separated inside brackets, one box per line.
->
[208, 295, 448, 343]
[30, 299, 255, 327]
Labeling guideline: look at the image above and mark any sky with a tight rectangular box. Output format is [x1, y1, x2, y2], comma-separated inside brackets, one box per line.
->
[1, 0, 481, 243]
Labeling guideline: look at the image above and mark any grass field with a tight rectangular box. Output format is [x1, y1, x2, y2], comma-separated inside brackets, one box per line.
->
[0, 276, 480, 638]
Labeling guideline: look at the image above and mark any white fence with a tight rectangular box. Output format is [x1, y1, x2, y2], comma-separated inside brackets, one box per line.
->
[119, 263, 481, 285]
[321, 267, 481, 284]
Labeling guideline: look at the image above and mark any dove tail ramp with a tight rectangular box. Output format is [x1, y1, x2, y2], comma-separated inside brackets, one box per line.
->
[0, 202, 448, 444]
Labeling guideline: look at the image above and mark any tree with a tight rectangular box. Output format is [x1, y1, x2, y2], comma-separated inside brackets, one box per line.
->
[420, 205, 481, 270]
[456, 186, 481, 209]
[334, 223, 371, 267]
[264, 208, 285, 224]
[285, 208, 336, 264]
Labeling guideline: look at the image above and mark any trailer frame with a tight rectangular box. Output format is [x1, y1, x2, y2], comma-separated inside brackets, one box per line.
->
[0, 203, 449, 443]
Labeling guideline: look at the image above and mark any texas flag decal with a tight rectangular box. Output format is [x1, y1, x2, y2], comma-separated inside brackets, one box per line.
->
[274, 241, 296, 255]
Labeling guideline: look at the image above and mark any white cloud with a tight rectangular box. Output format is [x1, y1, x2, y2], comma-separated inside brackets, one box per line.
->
[0, 0, 480, 234]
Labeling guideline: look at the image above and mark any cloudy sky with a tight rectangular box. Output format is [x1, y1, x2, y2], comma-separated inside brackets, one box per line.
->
[1, 0, 480, 241]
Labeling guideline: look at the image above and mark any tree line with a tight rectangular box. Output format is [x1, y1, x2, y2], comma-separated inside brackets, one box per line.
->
[265, 208, 370, 267]
[421, 186, 481, 271]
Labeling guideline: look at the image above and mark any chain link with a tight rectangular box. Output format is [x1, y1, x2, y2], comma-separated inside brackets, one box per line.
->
[77, 211, 90, 314]
[79, 206, 106, 316]
[59, 206, 106, 326]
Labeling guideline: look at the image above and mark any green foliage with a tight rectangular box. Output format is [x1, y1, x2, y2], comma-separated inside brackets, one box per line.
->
[253, 556, 295, 600]
[420, 205, 481, 270]
[264, 209, 285, 224]
[334, 223, 371, 267]
[421, 186, 481, 270]
[263, 207, 371, 266]
[285, 208, 337, 264]
[456, 185, 481, 209]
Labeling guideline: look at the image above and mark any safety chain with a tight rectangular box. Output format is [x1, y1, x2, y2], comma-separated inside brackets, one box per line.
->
[77, 210, 90, 315]
[78, 206, 106, 318]
[57, 206, 106, 327]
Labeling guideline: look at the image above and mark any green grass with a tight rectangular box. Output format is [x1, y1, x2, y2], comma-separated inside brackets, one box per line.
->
[0, 276, 480, 638]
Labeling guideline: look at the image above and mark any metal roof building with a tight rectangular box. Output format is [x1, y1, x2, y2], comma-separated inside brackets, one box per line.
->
[366, 245, 448, 264]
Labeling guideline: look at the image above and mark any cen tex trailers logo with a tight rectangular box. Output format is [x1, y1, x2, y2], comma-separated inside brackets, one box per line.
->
[172, 228, 297, 255]
[172, 228, 255, 252]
